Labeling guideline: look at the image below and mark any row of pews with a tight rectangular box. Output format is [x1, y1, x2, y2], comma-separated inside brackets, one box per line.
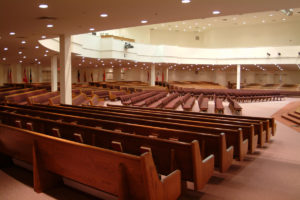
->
[0, 103, 276, 199]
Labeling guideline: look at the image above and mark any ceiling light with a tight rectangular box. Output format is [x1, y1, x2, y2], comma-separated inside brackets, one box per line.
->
[47, 24, 54, 28]
[141, 20, 148, 24]
[38, 61, 41, 64]
[212, 10, 221, 15]
[19, 60, 22, 63]
[44, 54, 47, 56]
[21, 40, 26, 44]
[18, 51, 22, 54]
[23, 56, 26, 59]
[262, 20, 266, 23]
[4, 47, 8, 51]
[35, 46, 39, 48]
[9, 32, 16, 35]
[35, 58, 38, 61]
[282, 18, 286, 21]
[45, 50, 49, 53]
[41, 35, 46, 39]
[2, 58, 6, 61]
[89, 28, 95, 31]
[269, 14, 273, 17]
[181, 0, 191, 3]
[39, 4, 48, 9]
[100, 13, 108, 18]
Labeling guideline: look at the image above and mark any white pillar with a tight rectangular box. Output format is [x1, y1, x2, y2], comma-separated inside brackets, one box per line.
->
[51, 55, 58, 92]
[165, 68, 169, 83]
[236, 64, 241, 90]
[150, 64, 155, 86]
[59, 34, 72, 105]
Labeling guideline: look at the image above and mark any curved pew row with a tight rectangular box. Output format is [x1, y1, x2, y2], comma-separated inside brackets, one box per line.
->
[13, 104, 246, 161]
[58, 104, 255, 155]
[0, 124, 180, 200]
[3, 104, 232, 173]
[108, 104, 274, 142]
[100, 104, 261, 151]
[0, 108, 215, 190]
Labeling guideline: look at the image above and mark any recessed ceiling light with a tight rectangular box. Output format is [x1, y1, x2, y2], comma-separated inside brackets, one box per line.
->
[9, 32, 16, 35]
[4, 47, 8, 51]
[47, 24, 54, 28]
[45, 50, 49, 53]
[2, 58, 6, 61]
[89, 28, 95, 31]
[23, 56, 26, 59]
[35, 46, 39, 48]
[100, 13, 108, 18]
[19, 60, 22, 63]
[41, 35, 46, 39]
[21, 40, 26, 44]
[141, 20, 148, 24]
[282, 18, 286, 21]
[269, 14, 273, 17]
[38, 61, 41, 64]
[39, 4, 48, 9]
[44, 54, 47, 56]
[35, 58, 38, 61]
[181, 0, 191, 3]
[212, 10, 221, 15]
[262, 20, 266, 23]
[18, 51, 22, 54]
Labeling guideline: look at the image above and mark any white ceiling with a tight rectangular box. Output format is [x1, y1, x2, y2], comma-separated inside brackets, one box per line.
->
[1, 0, 300, 67]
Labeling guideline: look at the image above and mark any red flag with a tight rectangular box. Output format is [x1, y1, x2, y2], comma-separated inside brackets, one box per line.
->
[84, 71, 87, 82]
[103, 71, 106, 82]
[91, 72, 94, 82]
[23, 69, 28, 83]
[162, 72, 164, 82]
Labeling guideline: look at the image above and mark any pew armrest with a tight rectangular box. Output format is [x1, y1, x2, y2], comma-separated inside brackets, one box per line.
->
[162, 169, 181, 200]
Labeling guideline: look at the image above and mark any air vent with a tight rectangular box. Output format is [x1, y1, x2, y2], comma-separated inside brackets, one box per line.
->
[195, 36, 200, 40]
[36, 16, 57, 21]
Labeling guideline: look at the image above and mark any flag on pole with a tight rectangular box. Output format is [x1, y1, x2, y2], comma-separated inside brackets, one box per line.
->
[23, 68, 28, 83]
[103, 71, 106, 82]
[29, 68, 32, 84]
[147, 71, 149, 81]
[77, 70, 80, 82]
[91, 72, 94, 82]
[84, 71, 87, 82]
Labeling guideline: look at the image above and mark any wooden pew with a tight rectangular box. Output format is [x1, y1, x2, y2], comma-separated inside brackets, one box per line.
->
[49, 95, 60, 106]
[72, 93, 90, 106]
[53, 104, 252, 157]
[0, 110, 214, 190]
[28, 91, 59, 105]
[9, 104, 237, 167]
[89, 94, 105, 106]
[0, 88, 31, 103]
[108, 104, 274, 142]
[0, 124, 181, 200]
[5, 89, 46, 105]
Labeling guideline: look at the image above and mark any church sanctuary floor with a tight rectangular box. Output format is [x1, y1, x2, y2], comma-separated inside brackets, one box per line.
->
[1, 98, 300, 200]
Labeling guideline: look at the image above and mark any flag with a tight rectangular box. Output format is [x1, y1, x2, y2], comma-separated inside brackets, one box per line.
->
[147, 71, 149, 81]
[77, 70, 80, 82]
[91, 72, 94, 82]
[162, 72, 164, 82]
[103, 71, 106, 82]
[84, 71, 87, 82]
[23, 68, 28, 83]
[9, 69, 12, 83]
[29, 68, 32, 84]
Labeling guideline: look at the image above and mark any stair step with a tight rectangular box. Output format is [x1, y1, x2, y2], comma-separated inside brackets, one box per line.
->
[281, 114, 300, 125]
[288, 112, 300, 120]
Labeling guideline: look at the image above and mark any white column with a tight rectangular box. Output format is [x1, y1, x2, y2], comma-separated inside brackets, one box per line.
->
[236, 64, 241, 90]
[150, 64, 155, 86]
[51, 55, 58, 92]
[59, 34, 72, 105]
[165, 68, 169, 83]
